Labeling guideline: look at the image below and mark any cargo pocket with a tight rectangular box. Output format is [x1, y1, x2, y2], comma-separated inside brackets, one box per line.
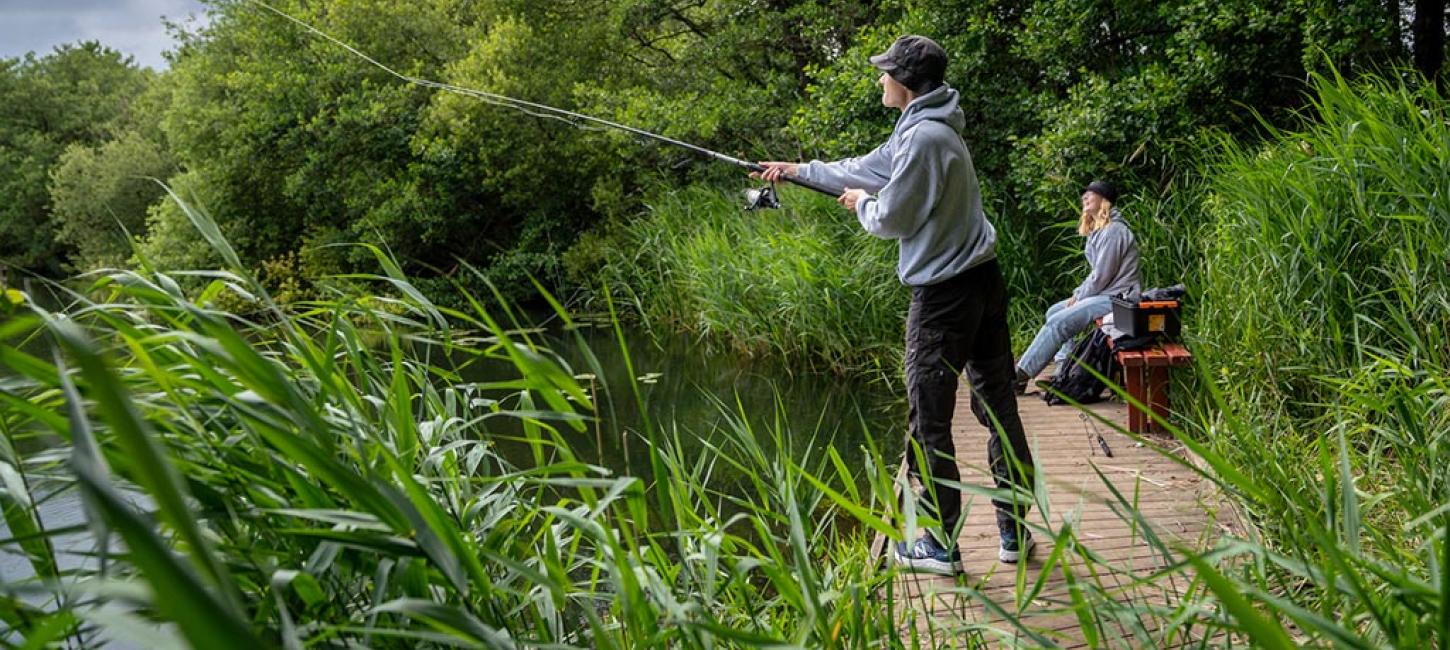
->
[906, 325, 948, 384]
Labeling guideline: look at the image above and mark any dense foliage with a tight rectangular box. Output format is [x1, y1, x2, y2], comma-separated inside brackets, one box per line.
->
[2, 0, 878, 298]
[1, 0, 1439, 301]
[0, 43, 155, 273]
[1192, 72, 1450, 581]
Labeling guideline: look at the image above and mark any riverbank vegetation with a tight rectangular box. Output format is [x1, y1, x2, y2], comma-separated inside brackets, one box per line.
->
[0, 222, 899, 646]
[3, 1, 1438, 297]
[2, 0, 1448, 645]
[0, 188, 1444, 646]
[570, 186, 906, 379]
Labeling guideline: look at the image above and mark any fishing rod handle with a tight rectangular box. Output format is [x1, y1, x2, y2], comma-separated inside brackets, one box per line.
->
[784, 175, 845, 198]
[742, 161, 842, 198]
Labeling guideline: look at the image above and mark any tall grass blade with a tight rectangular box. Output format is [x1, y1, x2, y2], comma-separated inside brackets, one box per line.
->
[68, 441, 261, 648]
[372, 599, 512, 648]
[1337, 429, 1361, 556]
[1186, 555, 1295, 649]
[46, 317, 245, 615]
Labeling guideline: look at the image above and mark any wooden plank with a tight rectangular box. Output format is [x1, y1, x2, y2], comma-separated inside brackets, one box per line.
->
[1144, 346, 1171, 367]
[1163, 342, 1193, 365]
[874, 371, 1224, 646]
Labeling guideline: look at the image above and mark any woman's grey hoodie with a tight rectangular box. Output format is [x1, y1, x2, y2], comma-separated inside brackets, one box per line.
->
[797, 85, 995, 286]
[1071, 209, 1141, 301]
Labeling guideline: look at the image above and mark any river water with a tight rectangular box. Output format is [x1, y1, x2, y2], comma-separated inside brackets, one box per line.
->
[478, 318, 903, 481]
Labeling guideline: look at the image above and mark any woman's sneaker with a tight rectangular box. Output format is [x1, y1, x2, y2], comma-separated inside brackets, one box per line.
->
[893, 534, 963, 575]
[998, 521, 1036, 564]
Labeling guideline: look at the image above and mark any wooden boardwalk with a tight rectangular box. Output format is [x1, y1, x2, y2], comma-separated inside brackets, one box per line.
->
[879, 367, 1242, 648]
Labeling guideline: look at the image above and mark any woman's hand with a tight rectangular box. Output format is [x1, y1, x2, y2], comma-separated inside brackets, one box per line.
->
[750, 162, 799, 183]
[838, 188, 868, 211]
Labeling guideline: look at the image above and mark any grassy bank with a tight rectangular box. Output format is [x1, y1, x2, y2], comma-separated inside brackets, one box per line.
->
[1181, 71, 1450, 640]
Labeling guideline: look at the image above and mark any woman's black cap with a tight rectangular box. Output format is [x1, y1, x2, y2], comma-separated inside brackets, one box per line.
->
[1085, 180, 1119, 203]
[870, 35, 947, 94]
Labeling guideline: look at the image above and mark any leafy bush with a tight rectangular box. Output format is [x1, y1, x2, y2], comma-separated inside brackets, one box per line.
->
[48, 131, 176, 271]
[134, 169, 228, 273]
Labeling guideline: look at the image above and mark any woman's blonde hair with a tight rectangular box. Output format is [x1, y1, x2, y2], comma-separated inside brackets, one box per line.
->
[1078, 198, 1114, 236]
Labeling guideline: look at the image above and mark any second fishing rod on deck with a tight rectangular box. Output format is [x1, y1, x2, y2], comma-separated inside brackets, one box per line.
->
[250, 0, 842, 211]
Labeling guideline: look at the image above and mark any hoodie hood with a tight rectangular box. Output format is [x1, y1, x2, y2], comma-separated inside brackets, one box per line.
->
[893, 84, 965, 136]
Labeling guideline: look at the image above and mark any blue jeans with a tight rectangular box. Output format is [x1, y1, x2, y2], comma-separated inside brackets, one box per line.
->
[1016, 296, 1113, 378]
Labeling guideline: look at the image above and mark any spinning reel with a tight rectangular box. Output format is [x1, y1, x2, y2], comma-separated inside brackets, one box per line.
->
[743, 184, 782, 210]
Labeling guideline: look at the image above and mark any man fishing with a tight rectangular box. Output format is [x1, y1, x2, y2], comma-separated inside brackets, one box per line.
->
[754, 35, 1035, 573]
[255, 1, 1035, 574]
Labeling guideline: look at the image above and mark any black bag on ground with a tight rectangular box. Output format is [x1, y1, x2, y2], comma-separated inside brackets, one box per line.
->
[1041, 328, 1119, 405]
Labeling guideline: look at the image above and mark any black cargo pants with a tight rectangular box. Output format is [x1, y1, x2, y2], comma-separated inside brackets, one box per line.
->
[904, 259, 1034, 544]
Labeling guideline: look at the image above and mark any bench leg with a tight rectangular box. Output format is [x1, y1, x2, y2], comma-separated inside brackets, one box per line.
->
[1124, 365, 1146, 433]
[1147, 366, 1171, 433]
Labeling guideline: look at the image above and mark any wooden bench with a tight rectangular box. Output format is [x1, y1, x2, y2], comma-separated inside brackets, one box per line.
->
[1114, 342, 1192, 433]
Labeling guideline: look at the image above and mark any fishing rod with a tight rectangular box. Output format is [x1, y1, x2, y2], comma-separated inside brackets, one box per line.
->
[248, 0, 842, 210]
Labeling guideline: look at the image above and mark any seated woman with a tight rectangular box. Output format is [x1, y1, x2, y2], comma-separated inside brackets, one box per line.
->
[1015, 180, 1141, 391]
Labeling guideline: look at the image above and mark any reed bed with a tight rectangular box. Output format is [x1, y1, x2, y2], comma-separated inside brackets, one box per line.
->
[581, 185, 910, 381]
[0, 200, 1232, 648]
[0, 204, 909, 646]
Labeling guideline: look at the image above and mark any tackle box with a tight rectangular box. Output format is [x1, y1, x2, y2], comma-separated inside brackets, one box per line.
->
[1111, 296, 1182, 339]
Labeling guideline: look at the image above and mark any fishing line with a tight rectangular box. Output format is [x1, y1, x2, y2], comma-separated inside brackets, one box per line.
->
[244, 0, 842, 203]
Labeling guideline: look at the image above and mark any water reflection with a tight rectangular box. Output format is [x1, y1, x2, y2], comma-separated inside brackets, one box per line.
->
[471, 317, 904, 491]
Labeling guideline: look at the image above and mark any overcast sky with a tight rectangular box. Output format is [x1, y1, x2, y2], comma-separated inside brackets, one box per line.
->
[1, 0, 211, 69]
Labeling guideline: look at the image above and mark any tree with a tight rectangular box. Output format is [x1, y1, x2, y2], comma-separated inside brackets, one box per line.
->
[144, 0, 882, 297]
[0, 43, 151, 272]
[49, 131, 176, 270]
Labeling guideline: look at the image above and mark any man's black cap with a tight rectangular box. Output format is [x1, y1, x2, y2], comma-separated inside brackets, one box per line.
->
[870, 35, 947, 94]
[1085, 180, 1119, 204]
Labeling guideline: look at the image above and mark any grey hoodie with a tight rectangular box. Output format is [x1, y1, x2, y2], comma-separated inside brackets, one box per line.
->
[797, 85, 996, 286]
[1072, 209, 1141, 301]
